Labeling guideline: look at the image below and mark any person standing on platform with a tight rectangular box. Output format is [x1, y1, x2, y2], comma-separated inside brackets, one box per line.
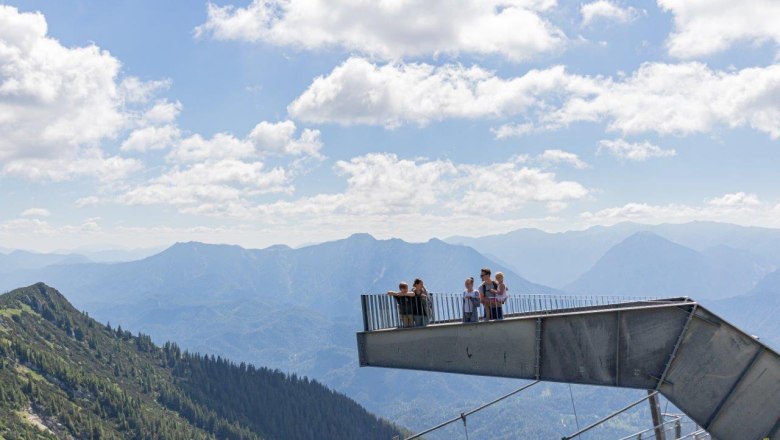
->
[387, 282, 414, 328]
[462, 277, 480, 323]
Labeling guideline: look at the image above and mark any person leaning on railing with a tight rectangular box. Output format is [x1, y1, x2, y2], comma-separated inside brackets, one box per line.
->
[387, 282, 415, 328]
[411, 278, 431, 327]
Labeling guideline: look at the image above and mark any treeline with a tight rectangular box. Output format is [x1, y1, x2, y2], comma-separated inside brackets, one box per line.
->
[0, 283, 401, 439]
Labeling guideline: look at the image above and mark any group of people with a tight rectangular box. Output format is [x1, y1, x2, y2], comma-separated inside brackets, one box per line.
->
[387, 267, 508, 328]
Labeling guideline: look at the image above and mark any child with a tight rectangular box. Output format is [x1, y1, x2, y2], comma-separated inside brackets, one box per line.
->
[387, 282, 414, 328]
[462, 277, 480, 323]
[492, 272, 509, 320]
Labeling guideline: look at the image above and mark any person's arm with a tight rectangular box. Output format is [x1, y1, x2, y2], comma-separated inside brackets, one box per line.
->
[387, 290, 397, 296]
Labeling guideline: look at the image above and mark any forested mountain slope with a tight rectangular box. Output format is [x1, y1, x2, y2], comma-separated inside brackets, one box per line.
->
[0, 283, 401, 440]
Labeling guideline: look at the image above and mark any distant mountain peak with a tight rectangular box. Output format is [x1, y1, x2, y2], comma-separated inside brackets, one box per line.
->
[345, 232, 376, 241]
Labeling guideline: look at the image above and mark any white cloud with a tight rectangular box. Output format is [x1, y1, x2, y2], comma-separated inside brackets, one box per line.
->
[121, 125, 180, 152]
[121, 159, 290, 214]
[597, 139, 676, 161]
[549, 62, 780, 138]
[115, 152, 588, 221]
[707, 192, 761, 207]
[168, 133, 256, 163]
[288, 57, 593, 127]
[75, 196, 100, 208]
[2, 149, 141, 182]
[581, 193, 776, 227]
[492, 122, 536, 139]
[291, 58, 780, 139]
[141, 100, 182, 125]
[581, 1, 639, 26]
[0, 5, 157, 180]
[249, 120, 323, 157]
[459, 160, 588, 213]
[162, 120, 323, 163]
[195, 0, 565, 61]
[537, 149, 589, 169]
[659, 0, 780, 58]
[250, 153, 588, 219]
[20, 208, 50, 217]
[0, 217, 103, 238]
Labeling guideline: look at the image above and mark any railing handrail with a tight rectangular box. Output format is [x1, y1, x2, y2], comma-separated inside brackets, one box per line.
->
[360, 292, 668, 332]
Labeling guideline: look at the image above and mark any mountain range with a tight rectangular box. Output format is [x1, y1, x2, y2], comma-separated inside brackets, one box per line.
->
[447, 221, 780, 289]
[3, 223, 779, 437]
[564, 231, 771, 300]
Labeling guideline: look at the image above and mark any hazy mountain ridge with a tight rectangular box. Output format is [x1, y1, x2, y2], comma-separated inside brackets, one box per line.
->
[446, 221, 780, 288]
[710, 268, 780, 348]
[0, 283, 402, 439]
[0, 234, 557, 314]
[564, 231, 771, 300]
[0, 250, 91, 273]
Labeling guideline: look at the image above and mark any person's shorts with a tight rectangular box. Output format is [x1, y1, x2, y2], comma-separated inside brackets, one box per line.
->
[413, 315, 430, 327]
[463, 312, 478, 323]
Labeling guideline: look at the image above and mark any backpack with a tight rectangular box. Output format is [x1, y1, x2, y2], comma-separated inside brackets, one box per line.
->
[481, 281, 498, 296]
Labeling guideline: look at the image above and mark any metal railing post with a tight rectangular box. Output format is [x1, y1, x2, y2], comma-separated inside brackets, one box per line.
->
[360, 294, 369, 331]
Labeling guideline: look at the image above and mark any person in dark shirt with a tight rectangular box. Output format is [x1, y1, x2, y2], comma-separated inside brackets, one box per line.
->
[387, 282, 414, 328]
[410, 278, 430, 326]
[479, 267, 500, 321]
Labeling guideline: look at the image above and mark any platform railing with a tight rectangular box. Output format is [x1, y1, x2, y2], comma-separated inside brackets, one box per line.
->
[360, 292, 668, 332]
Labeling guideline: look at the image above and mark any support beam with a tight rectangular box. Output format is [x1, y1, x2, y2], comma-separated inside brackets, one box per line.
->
[358, 300, 780, 440]
[648, 390, 666, 440]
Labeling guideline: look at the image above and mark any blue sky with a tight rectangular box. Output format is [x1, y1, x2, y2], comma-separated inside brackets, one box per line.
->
[1, 0, 779, 252]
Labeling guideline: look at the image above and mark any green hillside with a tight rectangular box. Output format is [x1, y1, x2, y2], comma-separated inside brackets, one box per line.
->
[0, 283, 402, 440]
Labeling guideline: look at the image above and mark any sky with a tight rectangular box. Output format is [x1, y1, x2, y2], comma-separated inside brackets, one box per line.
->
[1, 0, 780, 252]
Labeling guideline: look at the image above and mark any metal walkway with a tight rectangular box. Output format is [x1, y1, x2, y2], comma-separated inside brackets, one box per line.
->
[356, 295, 780, 440]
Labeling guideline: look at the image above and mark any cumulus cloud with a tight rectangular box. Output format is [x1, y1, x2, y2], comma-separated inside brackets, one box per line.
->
[253, 153, 587, 219]
[75, 196, 100, 208]
[0, 5, 157, 180]
[168, 133, 256, 163]
[20, 208, 50, 217]
[581, 192, 775, 227]
[116, 101, 324, 217]
[116, 152, 588, 221]
[195, 0, 565, 61]
[548, 62, 780, 138]
[249, 120, 323, 157]
[290, 58, 780, 139]
[597, 139, 676, 161]
[2, 149, 141, 182]
[659, 0, 780, 58]
[458, 159, 588, 213]
[0, 217, 102, 237]
[121, 125, 180, 152]
[581, 1, 639, 26]
[121, 159, 291, 215]
[288, 57, 594, 127]
[537, 149, 589, 169]
[707, 192, 761, 207]
[492, 122, 536, 139]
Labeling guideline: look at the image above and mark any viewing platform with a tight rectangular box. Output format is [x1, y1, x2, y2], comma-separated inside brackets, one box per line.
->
[356, 293, 780, 440]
